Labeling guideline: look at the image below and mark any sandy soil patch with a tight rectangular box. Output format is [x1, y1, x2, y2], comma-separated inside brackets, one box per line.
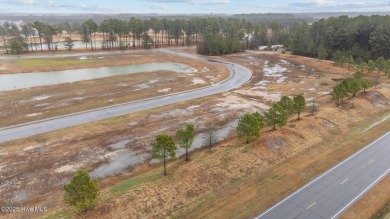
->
[25, 113, 42, 117]
[191, 77, 207, 85]
[157, 88, 171, 93]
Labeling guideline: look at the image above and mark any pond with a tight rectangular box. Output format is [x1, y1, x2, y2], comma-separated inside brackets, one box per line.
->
[0, 62, 194, 91]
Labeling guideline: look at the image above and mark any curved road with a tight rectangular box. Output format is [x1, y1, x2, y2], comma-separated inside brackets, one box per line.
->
[0, 49, 252, 143]
[255, 131, 390, 219]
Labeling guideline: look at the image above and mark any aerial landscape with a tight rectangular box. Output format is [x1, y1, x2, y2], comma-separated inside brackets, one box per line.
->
[0, 0, 390, 219]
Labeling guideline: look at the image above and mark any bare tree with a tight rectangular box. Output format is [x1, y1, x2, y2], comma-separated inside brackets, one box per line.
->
[307, 97, 318, 116]
[203, 129, 219, 153]
[202, 118, 226, 152]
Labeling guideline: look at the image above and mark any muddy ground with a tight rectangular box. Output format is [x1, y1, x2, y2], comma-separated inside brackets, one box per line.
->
[0, 49, 389, 219]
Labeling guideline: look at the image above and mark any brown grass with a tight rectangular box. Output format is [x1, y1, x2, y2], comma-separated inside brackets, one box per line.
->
[342, 175, 390, 219]
[32, 87, 390, 219]
[1, 49, 390, 219]
[0, 51, 229, 127]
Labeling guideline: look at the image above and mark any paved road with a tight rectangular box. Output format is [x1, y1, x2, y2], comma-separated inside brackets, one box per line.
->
[0, 49, 252, 143]
[256, 131, 390, 219]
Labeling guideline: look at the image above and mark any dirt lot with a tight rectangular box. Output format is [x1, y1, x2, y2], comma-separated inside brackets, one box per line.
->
[0, 49, 389, 219]
[0, 51, 229, 127]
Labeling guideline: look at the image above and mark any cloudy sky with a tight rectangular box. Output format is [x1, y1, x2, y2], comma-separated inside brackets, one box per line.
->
[1, 0, 389, 14]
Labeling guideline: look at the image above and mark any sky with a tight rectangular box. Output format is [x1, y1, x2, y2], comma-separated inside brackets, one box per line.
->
[1, 0, 390, 14]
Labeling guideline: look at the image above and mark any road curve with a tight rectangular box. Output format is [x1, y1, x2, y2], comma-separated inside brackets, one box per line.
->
[255, 131, 390, 219]
[0, 49, 252, 143]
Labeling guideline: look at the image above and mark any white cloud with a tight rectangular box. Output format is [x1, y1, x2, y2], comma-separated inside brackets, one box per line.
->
[190, 0, 230, 5]
[146, 0, 230, 5]
[43, 1, 120, 12]
[289, 0, 389, 8]
[0, 0, 38, 5]
[148, 3, 169, 10]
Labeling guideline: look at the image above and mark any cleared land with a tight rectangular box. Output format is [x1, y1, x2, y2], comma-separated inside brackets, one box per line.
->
[0, 49, 389, 219]
[0, 51, 229, 127]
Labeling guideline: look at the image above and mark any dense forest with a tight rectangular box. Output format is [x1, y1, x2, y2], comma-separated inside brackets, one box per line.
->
[233, 13, 307, 27]
[288, 15, 390, 60]
[1, 14, 390, 60]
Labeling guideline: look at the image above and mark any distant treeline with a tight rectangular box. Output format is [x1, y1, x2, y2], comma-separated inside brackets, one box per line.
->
[1, 14, 390, 60]
[3, 12, 390, 25]
[233, 13, 308, 27]
[0, 17, 284, 55]
[0, 13, 311, 25]
[288, 15, 390, 60]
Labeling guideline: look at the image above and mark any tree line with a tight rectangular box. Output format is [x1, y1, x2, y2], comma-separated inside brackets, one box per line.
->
[0, 17, 285, 54]
[236, 95, 306, 143]
[332, 70, 371, 107]
[288, 15, 390, 61]
[332, 53, 390, 77]
[3, 15, 390, 60]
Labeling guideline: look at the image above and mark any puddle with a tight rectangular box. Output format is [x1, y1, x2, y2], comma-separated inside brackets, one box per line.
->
[13, 190, 28, 203]
[90, 150, 149, 179]
[90, 120, 238, 178]
[109, 140, 130, 150]
[150, 120, 238, 164]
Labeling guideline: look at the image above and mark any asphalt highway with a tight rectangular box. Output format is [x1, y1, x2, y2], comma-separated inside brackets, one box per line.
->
[255, 131, 390, 219]
[0, 49, 252, 143]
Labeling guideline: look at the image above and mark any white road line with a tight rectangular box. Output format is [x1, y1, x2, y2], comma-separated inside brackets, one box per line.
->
[306, 202, 316, 210]
[340, 178, 349, 185]
[330, 168, 390, 219]
[255, 131, 390, 219]
[368, 159, 375, 165]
